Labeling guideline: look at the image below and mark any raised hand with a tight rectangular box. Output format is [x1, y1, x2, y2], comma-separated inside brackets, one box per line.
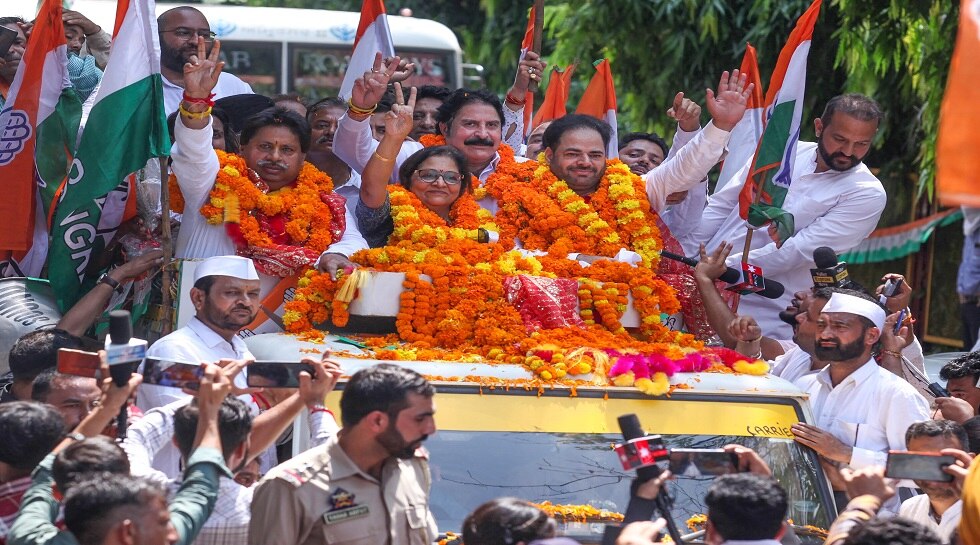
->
[350, 53, 402, 110]
[511, 50, 546, 95]
[384, 56, 416, 84]
[385, 83, 417, 141]
[705, 69, 753, 132]
[667, 92, 702, 132]
[694, 242, 733, 283]
[183, 36, 224, 99]
[299, 353, 343, 408]
[728, 315, 762, 343]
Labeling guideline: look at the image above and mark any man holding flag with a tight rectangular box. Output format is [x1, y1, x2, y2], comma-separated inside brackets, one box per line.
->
[682, 95, 885, 340]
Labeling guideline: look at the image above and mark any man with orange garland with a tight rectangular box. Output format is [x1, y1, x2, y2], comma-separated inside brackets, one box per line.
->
[493, 70, 752, 265]
[171, 38, 366, 279]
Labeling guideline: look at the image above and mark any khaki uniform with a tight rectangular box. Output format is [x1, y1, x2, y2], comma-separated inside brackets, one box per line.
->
[248, 434, 438, 545]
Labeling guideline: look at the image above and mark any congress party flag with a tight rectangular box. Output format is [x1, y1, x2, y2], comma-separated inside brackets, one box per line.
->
[339, 0, 395, 100]
[532, 64, 574, 130]
[936, 0, 980, 206]
[575, 59, 618, 158]
[714, 43, 765, 193]
[0, 0, 81, 277]
[736, 0, 821, 245]
[47, 0, 169, 311]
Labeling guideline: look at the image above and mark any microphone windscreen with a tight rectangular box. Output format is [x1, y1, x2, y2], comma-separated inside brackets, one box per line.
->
[108, 310, 132, 345]
[813, 246, 839, 269]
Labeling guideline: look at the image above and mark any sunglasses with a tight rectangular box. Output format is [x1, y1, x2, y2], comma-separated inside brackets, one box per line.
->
[414, 169, 463, 185]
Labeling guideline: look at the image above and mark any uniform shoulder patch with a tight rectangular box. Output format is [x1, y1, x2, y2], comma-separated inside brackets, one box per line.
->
[277, 468, 307, 488]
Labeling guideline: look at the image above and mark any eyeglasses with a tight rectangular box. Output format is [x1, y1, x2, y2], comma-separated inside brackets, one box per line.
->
[160, 27, 217, 41]
[414, 169, 463, 185]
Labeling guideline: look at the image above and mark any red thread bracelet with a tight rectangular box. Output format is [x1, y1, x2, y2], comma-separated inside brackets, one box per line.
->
[505, 92, 526, 106]
[182, 92, 216, 106]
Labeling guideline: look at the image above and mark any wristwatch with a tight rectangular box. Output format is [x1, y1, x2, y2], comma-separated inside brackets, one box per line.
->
[65, 432, 86, 442]
[98, 272, 124, 294]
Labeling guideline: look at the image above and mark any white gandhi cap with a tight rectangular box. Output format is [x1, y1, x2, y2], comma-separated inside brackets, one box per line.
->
[820, 292, 886, 331]
[193, 255, 259, 283]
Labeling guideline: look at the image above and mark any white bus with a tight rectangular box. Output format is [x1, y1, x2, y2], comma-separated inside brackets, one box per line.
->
[7, 1, 478, 99]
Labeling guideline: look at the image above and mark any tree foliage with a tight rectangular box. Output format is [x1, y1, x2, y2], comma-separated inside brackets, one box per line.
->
[241, 0, 956, 198]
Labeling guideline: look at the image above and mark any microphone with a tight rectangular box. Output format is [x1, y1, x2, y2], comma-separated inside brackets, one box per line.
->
[810, 247, 850, 288]
[601, 414, 682, 545]
[659, 250, 786, 299]
[105, 310, 146, 439]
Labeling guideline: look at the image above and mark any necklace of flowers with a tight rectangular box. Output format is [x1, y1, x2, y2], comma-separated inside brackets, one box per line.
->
[198, 150, 340, 254]
[387, 185, 499, 245]
[418, 134, 517, 201]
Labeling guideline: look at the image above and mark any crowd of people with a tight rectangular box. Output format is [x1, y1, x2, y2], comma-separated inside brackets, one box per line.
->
[2, 3, 980, 545]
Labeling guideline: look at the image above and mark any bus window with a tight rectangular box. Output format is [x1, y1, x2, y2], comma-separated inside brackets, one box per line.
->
[288, 44, 457, 101]
[220, 41, 282, 97]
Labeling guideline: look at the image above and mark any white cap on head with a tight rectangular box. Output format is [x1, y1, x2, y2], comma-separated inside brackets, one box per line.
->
[193, 255, 259, 283]
[821, 293, 886, 331]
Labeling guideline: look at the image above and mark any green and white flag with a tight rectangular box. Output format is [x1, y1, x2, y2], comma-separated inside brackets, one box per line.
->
[47, 0, 169, 311]
[736, 0, 822, 245]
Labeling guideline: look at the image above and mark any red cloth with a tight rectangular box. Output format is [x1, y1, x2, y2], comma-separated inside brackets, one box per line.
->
[505, 275, 584, 331]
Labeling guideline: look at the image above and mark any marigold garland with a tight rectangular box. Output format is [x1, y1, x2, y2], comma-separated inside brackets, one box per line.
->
[193, 150, 341, 255]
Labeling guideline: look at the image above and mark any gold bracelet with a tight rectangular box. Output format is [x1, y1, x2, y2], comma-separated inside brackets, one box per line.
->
[347, 99, 377, 115]
[881, 349, 902, 358]
[373, 151, 394, 163]
[178, 103, 212, 120]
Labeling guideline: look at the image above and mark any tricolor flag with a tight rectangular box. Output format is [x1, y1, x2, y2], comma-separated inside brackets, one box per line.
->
[532, 64, 574, 129]
[714, 43, 765, 193]
[47, 0, 170, 312]
[575, 59, 618, 158]
[936, 0, 980, 206]
[339, 0, 395, 100]
[736, 0, 821, 244]
[0, 0, 81, 277]
[519, 6, 536, 139]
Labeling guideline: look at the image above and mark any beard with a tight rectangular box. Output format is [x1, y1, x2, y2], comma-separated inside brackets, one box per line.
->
[817, 136, 862, 172]
[201, 300, 257, 331]
[160, 39, 197, 73]
[814, 335, 866, 361]
[377, 422, 427, 460]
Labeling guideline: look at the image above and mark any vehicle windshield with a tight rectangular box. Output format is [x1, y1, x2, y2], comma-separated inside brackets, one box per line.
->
[426, 431, 831, 543]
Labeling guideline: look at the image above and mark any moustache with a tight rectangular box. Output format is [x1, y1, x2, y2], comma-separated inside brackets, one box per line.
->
[778, 309, 799, 326]
[463, 137, 495, 147]
[257, 159, 288, 170]
[316, 135, 333, 144]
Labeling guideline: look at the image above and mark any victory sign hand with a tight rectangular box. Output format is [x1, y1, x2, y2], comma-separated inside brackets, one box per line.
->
[351, 53, 402, 110]
[385, 83, 417, 141]
[183, 36, 224, 99]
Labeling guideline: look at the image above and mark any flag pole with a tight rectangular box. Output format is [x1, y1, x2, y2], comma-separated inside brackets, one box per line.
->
[158, 156, 174, 336]
[528, 0, 544, 93]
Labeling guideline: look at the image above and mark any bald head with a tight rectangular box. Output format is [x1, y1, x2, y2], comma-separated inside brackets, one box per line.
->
[157, 7, 212, 74]
[157, 6, 207, 28]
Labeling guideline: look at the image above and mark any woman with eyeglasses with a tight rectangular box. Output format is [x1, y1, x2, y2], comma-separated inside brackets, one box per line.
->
[355, 83, 475, 248]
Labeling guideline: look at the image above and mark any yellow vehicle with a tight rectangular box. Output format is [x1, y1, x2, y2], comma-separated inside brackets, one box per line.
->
[246, 333, 835, 544]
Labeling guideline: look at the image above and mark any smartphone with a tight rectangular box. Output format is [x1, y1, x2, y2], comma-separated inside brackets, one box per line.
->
[882, 278, 901, 298]
[668, 448, 739, 477]
[142, 358, 204, 390]
[0, 25, 18, 60]
[927, 382, 949, 398]
[57, 348, 102, 378]
[884, 451, 955, 482]
[246, 361, 315, 388]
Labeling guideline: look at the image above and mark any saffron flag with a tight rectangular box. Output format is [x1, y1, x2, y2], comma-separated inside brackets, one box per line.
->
[519, 6, 536, 139]
[714, 43, 765, 193]
[47, 0, 170, 312]
[575, 59, 618, 158]
[736, 0, 821, 244]
[339, 0, 395, 100]
[532, 64, 574, 129]
[0, 0, 81, 277]
[936, 0, 980, 206]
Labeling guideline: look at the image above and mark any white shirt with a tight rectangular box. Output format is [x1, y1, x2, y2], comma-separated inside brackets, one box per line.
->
[641, 122, 730, 213]
[140, 317, 255, 477]
[679, 143, 886, 339]
[163, 72, 254, 115]
[170, 116, 368, 260]
[123, 398, 339, 545]
[334, 170, 363, 216]
[770, 345, 818, 386]
[899, 495, 961, 543]
[332, 112, 530, 214]
[797, 358, 930, 470]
